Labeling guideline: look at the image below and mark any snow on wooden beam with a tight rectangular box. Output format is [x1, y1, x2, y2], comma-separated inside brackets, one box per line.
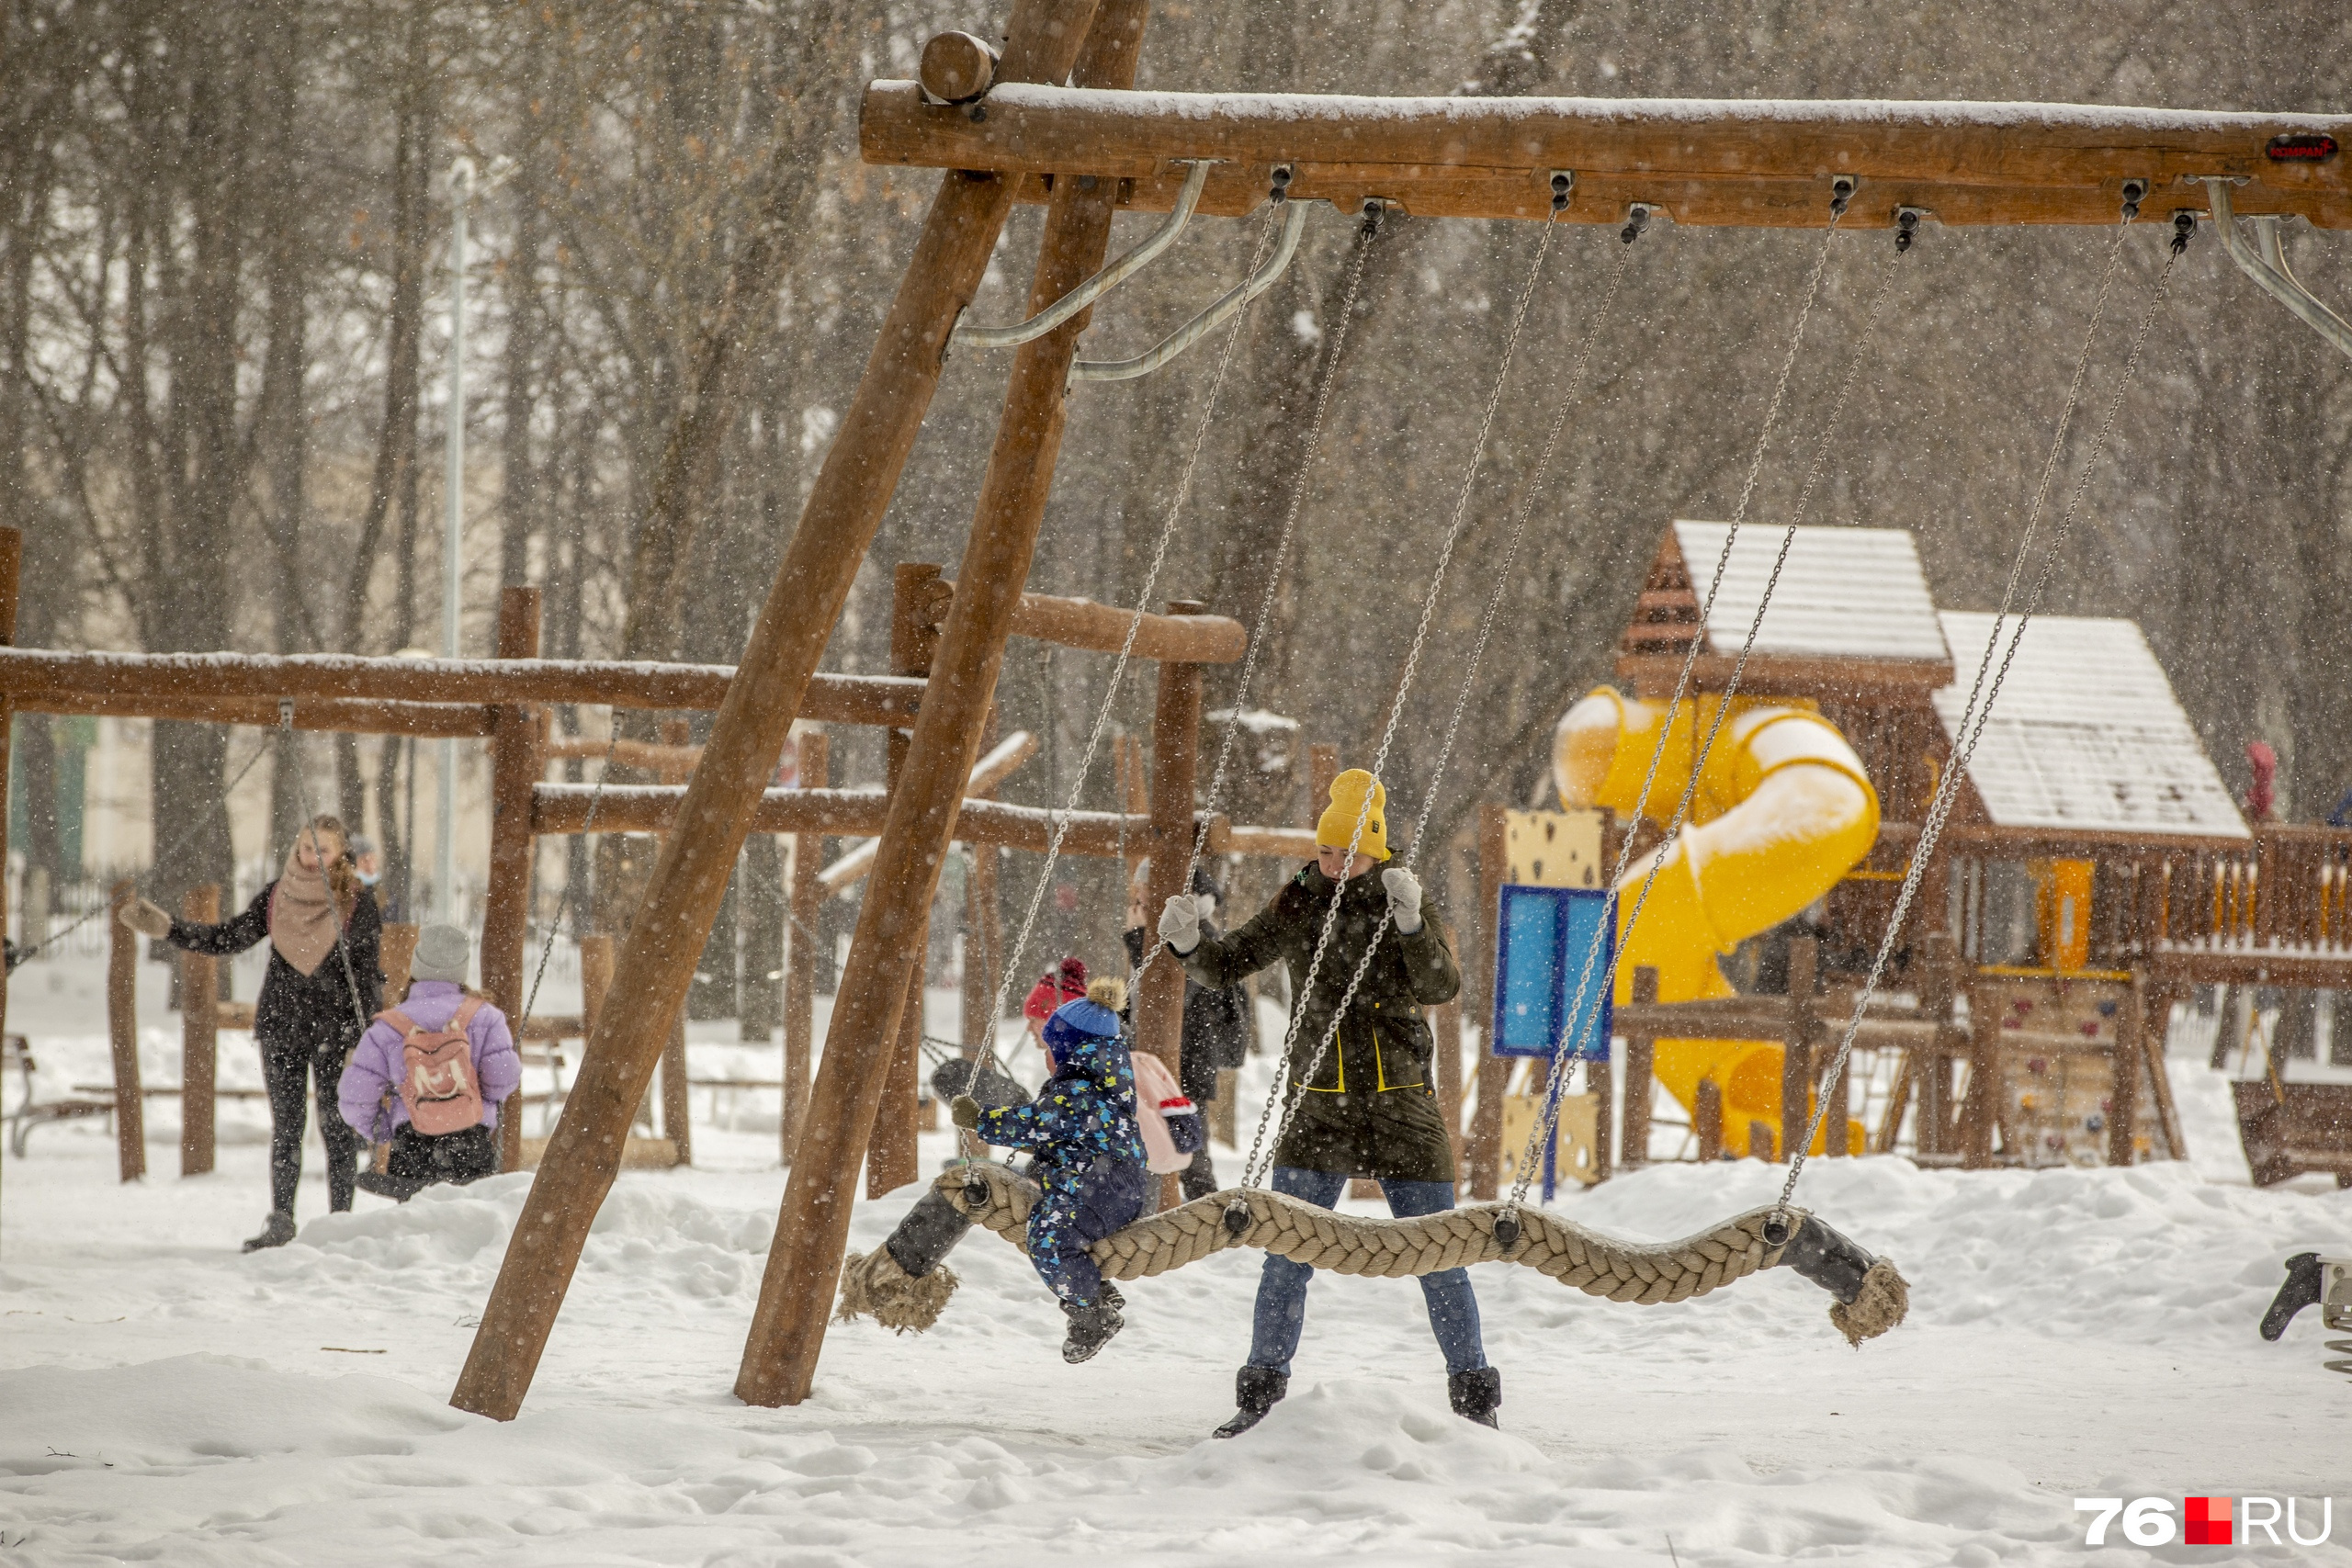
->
[861, 82, 2352, 229]
[0, 647, 926, 727]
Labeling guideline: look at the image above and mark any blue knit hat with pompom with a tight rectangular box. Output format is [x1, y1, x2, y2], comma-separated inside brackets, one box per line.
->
[1042, 977, 1126, 1055]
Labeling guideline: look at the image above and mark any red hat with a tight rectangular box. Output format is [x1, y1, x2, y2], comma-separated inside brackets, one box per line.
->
[1023, 957, 1089, 1021]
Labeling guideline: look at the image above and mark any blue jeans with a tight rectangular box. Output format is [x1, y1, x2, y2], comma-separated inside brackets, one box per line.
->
[1248, 1166, 1488, 1376]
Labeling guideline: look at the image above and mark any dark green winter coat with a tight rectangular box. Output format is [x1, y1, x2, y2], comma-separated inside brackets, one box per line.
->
[1178, 862, 1460, 1182]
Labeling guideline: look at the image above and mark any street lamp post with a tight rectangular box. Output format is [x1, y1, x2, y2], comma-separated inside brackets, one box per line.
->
[438, 158, 473, 925]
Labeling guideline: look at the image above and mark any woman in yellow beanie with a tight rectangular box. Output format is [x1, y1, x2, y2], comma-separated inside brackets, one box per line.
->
[1159, 768, 1498, 1438]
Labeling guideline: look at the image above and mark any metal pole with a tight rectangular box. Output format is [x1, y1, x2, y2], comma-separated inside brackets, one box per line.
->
[440, 160, 472, 922]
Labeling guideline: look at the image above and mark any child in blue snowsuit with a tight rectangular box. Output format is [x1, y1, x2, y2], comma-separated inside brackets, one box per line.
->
[952, 977, 1152, 1363]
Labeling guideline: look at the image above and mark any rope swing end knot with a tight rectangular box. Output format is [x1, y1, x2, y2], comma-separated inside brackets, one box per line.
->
[1761, 1213, 1792, 1249]
[1222, 1198, 1252, 1239]
[1490, 1211, 1521, 1251]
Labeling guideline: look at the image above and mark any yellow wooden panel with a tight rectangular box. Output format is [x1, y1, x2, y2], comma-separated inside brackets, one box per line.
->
[1505, 807, 1605, 889]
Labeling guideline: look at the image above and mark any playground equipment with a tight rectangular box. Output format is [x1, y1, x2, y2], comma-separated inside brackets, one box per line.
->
[1554, 685, 1878, 1159]
[42, 0, 2321, 1419]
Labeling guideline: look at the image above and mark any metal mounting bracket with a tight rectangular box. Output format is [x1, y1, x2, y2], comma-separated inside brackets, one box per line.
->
[952, 161, 1216, 351]
[1069, 198, 1313, 384]
[2202, 175, 2352, 362]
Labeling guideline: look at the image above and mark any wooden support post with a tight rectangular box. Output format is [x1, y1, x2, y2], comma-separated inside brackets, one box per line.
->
[662, 1012, 692, 1164]
[961, 840, 1001, 1052]
[1140, 603, 1204, 1212]
[107, 879, 145, 1182]
[1915, 931, 1955, 1156]
[1117, 733, 1148, 891]
[1962, 972, 1998, 1169]
[784, 730, 827, 1163]
[2108, 967, 2144, 1167]
[1783, 935, 1816, 1160]
[580, 932, 614, 1040]
[1466, 804, 1508, 1198]
[0, 529, 18, 1059]
[180, 884, 220, 1177]
[447, 0, 1102, 1424]
[1694, 1077, 1724, 1162]
[866, 566, 943, 1197]
[482, 587, 544, 1175]
[2142, 979, 2188, 1159]
[731, 1, 1144, 1412]
[1620, 967, 1657, 1168]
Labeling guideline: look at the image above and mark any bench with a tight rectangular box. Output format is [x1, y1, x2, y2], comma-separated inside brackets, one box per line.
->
[6, 1035, 117, 1157]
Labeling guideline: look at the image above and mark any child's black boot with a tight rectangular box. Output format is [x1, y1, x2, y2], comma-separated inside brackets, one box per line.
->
[1061, 1295, 1125, 1363]
[1449, 1367, 1502, 1428]
[1212, 1366, 1288, 1438]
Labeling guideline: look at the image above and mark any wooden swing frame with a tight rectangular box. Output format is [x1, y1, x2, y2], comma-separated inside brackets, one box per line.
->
[424, 0, 2352, 1418]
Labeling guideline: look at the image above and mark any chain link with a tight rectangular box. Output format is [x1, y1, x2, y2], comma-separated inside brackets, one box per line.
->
[1776, 222, 2177, 1219]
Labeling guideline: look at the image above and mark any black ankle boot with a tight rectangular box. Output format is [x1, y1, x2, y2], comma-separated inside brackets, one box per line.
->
[2262, 1252, 2326, 1340]
[1213, 1366, 1289, 1438]
[242, 1212, 297, 1253]
[1449, 1367, 1502, 1428]
[1060, 1296, 1125, 1364]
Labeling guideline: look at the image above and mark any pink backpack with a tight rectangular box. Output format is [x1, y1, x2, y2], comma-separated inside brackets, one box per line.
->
[381, 997, 484, 1135]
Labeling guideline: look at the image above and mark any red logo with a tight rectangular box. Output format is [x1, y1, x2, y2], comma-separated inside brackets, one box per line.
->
[2186, 1496, 2233, 1546]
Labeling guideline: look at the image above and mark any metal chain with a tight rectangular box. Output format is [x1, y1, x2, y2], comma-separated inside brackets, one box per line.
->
[1776, 220, 2179, 1221]
[1118, 204, 1393, 1020]
[1503, 198, 1860, 1213]
[960, 203, 1289, 1128]
[1240, 206, 1571, 1190]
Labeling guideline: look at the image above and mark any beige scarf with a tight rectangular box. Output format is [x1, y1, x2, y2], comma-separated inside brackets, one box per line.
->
[269, 844, 342, 976]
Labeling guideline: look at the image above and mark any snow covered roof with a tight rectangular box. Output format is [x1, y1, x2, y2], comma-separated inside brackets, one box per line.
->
[1668, 522, 1950, 663]
[1934, 613, 2248, 840]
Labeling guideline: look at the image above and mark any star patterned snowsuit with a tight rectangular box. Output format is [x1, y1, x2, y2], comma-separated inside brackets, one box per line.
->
[971, 1014, 1149, 1308]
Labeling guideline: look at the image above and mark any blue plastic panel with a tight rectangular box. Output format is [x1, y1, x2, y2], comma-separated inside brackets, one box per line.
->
[1489, 884, 1614, 1061]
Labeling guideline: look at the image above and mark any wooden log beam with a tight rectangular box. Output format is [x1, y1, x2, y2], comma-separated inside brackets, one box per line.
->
[0, 648, 923, 728]
[449, 0, 1108, 1426]
[1784, 936, 1817, 1162]
[1619, 967, 1658, 1168]
[12, 689, 497, 737]
[861, 81, 2352, 229]
[0, 530, 17, 1058]
[107, 880, 145, 1183]
[180, 885, 220, 1178]
[783, 731, 827, 1165]
[1139, 602, 1204, 1211]
[735, 0, 1141, 1412]
[481, 588, 544, 1175]
[928, 575, 1247, 663]
[1466, 804, 1507, 1200]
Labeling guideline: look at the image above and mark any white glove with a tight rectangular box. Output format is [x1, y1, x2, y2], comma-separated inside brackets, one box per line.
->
[119, 896, 173, 940]
[1381, 867, 1423, 934]
[1159, 893, 1203, 954]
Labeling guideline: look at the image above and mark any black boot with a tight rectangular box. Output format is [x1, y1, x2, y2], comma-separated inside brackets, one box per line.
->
[2262, 1252, 2326, 1340]
[1061, 1296, 1125, 1364]
[1213, 1366, 1289, 1439]
[242, 1212, 297, 1253]
[1449, 1367, 1502, 1428]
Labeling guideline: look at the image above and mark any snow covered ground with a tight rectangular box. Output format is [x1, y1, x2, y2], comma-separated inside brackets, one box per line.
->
[5, 954, 2352, 1565]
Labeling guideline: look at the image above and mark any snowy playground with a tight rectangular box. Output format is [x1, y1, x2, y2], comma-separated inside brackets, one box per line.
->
[5, 953, 2350, 1565]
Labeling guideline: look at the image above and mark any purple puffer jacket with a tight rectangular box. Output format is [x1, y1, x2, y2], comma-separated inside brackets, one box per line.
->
[337, 980, 522, 1139]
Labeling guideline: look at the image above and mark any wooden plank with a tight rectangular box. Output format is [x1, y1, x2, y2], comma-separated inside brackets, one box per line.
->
[16, 689, 497, 737]
[481, 588, 543, 1176]
[180, 885, 219, 1178]
[447, 0, 1064, 1411]
[0, 649, 924, 728]
[107, 880, 144, 1183]
[1962, 976, 1998, 1169]
[2108, 968, 2143, 1167]
[1620, 967, 1657, 1168]
[535, 781, 1182, 859]
[733, 0, 1140, 1411]
[859, 81, 2352, 229]
[865, 567, 935, 1201]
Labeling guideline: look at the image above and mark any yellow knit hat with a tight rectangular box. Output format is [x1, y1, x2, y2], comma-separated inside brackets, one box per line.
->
[1315, 769, 1390, 862]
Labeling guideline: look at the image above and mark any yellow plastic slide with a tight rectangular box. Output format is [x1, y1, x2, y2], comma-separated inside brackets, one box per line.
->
[1553, 689, 1879, 1158]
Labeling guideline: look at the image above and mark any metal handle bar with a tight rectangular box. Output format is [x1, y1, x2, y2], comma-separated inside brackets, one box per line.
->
[952, 160, 1215, 350]
[2203, 176, 2352, 362]
[1069, 198, 1312, 384]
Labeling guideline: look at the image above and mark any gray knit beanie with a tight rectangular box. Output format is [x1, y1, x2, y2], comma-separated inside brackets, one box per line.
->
[410, 923, 473, 986]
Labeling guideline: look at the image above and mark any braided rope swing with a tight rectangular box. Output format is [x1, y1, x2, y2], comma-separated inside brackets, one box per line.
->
[836, 1161, 1910, 1348]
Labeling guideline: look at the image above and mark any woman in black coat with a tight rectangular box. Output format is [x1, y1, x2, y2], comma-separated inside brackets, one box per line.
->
[121, 815, 381, 1250]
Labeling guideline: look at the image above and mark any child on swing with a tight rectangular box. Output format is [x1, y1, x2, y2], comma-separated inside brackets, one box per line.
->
[339, 924, 520, 1200]
[952, 976, 1199, 1363]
